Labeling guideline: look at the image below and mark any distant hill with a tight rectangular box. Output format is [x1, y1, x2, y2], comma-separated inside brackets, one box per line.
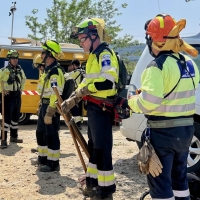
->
[117, 44, 146, 61]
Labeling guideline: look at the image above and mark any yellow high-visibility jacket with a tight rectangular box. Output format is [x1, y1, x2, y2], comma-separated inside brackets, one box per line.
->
[128, 53, 200, 117]
[37, 61, 65, 108]
[0, 63, 26, 92]
[78, 43, 119, 98]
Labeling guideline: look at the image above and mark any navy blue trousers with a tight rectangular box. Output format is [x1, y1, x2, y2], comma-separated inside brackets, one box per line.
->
[144, 125, 194, 199]
[86, 102, 116, 197]
[36, 104, 60, 164]
[1, 91, 21, 140]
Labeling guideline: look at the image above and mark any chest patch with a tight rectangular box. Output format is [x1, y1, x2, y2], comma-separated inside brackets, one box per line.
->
[178, 60, 195, 78]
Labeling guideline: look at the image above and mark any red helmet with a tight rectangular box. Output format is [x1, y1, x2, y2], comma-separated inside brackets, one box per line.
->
[146, 14, 176, 42]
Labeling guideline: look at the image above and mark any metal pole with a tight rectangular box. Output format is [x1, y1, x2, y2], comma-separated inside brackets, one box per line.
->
[9, 2, 17, 47]
[11, 11, 14, 46]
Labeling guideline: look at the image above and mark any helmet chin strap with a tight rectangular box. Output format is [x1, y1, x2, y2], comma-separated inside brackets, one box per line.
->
[145, 34, 157, 58]
[42, 51, 51, 65]
[88, 34, 98, 53]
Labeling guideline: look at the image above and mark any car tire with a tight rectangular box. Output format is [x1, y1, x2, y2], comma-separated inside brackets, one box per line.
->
[187, 121, 200, 175]
[18, 113, 31, 125]
[135, 122, 200, 175]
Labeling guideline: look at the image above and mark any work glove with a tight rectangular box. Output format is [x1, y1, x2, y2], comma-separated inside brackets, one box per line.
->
[61, 92, 82, 115]
[4, 90, 10, 96]
[137, 139, 163, 177]
[76, 86, 91, 98]
[44, 106, 56, 125]
[36, 102, 42, 116]
[148, 149, 163, 177]
[61, 86, 91, 115]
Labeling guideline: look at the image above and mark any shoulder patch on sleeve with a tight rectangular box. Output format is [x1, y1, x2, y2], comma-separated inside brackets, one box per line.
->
[101, 54, 111, 67]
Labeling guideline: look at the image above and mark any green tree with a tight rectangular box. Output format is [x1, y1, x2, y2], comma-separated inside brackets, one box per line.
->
[25, 0, 142, 73]
[25, 9, 40, 41]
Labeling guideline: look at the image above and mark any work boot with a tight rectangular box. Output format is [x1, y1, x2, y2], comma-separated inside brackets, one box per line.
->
[0, 140, 8, 149]
[31, 157, 46, 166]
[91, 194, 113, 200]
[10, 137, 23, 143]
[40, 164, 60, 172]
[31, 148, 38, 153]
[82, 186, 97, 197]
[40, 160, 60, 172]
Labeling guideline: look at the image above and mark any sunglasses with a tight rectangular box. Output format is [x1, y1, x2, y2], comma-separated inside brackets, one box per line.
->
[79, 36, 89, 43]
[10, 57, 18, 60]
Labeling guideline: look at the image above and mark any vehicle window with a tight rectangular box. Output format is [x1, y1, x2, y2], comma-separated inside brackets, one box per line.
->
[19, 59, 39, 80]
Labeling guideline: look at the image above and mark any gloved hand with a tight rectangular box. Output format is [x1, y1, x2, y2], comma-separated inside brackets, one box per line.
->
[76, 86, 91, 98]
[36, 108, 40, 116]
[44, 106, 56, 125]
[36, 102, 41, 116]
[61, 92, 82, 114]
[148, 149, 163, 177]
[136, 89, 141, 95]
[4, 90, 10, 96]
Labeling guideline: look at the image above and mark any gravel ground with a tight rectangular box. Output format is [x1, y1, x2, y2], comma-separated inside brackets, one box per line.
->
[0, 117, 150, 200]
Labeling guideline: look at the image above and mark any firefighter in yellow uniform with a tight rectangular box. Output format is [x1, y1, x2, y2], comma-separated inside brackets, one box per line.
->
[61, 18, 118, 200]
[129, 14, 199, 199]
[36, 40, 65, 172]
[0, 49, 26, 149]
[32, 54, 45, 74]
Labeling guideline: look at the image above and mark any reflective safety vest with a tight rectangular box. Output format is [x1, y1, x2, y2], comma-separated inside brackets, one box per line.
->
[128, 53, 200, 117]
[78, 45, 119, 99]
[0, 63, 26, 92]
[37, 62, 65, 108]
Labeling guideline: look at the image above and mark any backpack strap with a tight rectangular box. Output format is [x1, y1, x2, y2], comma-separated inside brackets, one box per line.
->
[94, 43, 113, 63]
[162, 54, 183, 98]
[41, 64, 64, 100]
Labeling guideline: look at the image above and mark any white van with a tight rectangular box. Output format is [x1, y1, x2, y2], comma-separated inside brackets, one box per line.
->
[120, 37, 200, 175]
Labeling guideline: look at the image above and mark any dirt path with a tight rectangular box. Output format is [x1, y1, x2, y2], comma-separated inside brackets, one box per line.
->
[0, 119, 150, 200]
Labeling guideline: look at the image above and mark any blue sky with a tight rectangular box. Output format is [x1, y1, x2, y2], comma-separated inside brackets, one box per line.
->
[0, 0, 199, 45]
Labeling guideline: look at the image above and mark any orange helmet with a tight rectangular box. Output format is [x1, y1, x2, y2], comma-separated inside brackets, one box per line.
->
[146, 14, 176, 42]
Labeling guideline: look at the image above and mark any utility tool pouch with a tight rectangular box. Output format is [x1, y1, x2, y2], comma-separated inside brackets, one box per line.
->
[113, 96, 130, 122]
